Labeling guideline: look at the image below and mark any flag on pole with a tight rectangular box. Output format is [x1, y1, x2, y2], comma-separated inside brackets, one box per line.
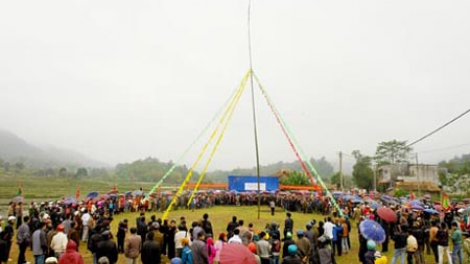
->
[17, 181, 23, 197]
[442, 193, 450, 210]
[75, 187, 80, 200]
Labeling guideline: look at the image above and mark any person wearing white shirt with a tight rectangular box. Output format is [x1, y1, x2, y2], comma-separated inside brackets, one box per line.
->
[81, 210, 91, 241]
[228, 229, 242, 244]
[175, 229, 191, 258]
[323, 217, 335, 240]
[50, 225, 68, 259]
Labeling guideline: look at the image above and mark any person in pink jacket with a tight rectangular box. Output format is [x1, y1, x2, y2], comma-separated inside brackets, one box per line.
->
[214, 233, 226, 264]
[206, 237, 216, 264]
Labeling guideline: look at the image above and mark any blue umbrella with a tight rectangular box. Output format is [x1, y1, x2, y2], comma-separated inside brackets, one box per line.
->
[86, 191, 99, 199]
[132, 190, 144, 197]
[108, 194, 117, 198]
[64, 197, 76, 205]
[410, 199, 422, 206]
[411, 204, 424, 211]
[125, 191, 132, 197]
[370, 202, 382, 210]
[359, 220, 386, 243]
[424, 208, 439, 214]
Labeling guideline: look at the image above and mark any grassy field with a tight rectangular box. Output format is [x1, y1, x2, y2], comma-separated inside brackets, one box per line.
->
[6, 206, 440, 264]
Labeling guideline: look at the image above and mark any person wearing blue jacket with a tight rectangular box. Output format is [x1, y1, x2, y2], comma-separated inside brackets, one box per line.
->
[332, 220, 343, 256]
[181, 238, 193, 264]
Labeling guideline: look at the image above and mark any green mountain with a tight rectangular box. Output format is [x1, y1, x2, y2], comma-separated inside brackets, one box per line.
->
[0, 129, 105, 168]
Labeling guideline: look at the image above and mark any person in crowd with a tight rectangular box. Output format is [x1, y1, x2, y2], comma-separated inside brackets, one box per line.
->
[117, 219, 128, 254]
[214, 233, 226, 264]
[332, 219, 343, 256]
[226, 216, 238, 239]
[318, 236, 333, 264]
[451, 222, 463, 264]
[437, 222, 452, 264]
[141, 232, 160, 264]
[429, 220, 440, 264]
[284, 213, 294, 239]
[175, 227, 191, 258]
[59, 240, 84, 264]
[295, 229, 310, 264]
[462, 232, 470, 264]
[168, 219, 177, 259]
[228, 229, 242, 244]
[32, 221, 47, 264]
[411, 221, 425, 264]
[206, 237, 216, 264]
[181, 238, 193, 264]
[256, 232, 271, 264]
[248, 242, 261, 264]
[406, 228, 418, 264]
[202, 214, 213, 239]
[81, 210, 91, 242]
[271, 233, 281, 264]
[364, 240, 376, 264]
[191, 231, 208, 264]
[51, 225, 68, 259]
[282, 232, 295, 259]
[390, 225, 407, 264]
[124, 227, 141, 264]
[282, 244, 302, 264]
[96, 230, 118, 264]
[16, 216, 31, 264]
[67, 222, 81, 251]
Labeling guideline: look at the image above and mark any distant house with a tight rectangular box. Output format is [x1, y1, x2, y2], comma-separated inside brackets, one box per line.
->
[378, 164, 441, 194]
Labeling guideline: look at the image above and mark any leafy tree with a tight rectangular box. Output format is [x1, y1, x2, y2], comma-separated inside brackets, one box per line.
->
[352, 150, 374, 190]
[280, 171, 311, 186]
[375, 140, 412, 165]
[330, 172, 341, 188]
[14, 162, 25, 172]
[76, 168, 88, 178]
[59, 167, 67, 177]
[394, 188, 408, 197]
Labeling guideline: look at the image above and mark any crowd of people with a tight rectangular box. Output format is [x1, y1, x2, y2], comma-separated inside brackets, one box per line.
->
[0, 190, 470, 264]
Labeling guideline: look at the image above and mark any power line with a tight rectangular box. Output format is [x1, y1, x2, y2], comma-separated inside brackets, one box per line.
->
[406, 107, 470, 148]
[417, 143, 470, 155]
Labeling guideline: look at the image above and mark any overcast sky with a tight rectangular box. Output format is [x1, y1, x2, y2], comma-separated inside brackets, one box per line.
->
[1, 1, 469, 171]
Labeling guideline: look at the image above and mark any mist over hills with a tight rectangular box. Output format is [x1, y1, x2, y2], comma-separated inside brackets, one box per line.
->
[0, 129, 106, 168]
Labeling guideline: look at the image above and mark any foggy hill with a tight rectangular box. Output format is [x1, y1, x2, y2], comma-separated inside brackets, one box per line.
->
[0, 129, 105, 168]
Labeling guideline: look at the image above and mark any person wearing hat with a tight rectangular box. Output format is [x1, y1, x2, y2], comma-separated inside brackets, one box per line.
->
[318, 236, 332, 264]
[32, 222, 47, 264]
[181, 237, 193, 264]
[98, 256, 109, 264]
[374, 251, 388, 264]
[364, 240, 376, 264]
[282, 244, 302, 264]
[96, 230, 118, 264]
[295, 229, 311, 264]
[282, 232, 295, 260]
[51, 225, 68, 259]
[248, 242, 261, 264]
[59, 240, 84, 264]
[256, 232, 271, 264]
[45, 257, 58, 264]
[304, 222, 319, 264]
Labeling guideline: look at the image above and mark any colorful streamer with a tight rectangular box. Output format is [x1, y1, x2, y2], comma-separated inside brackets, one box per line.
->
[162, 70, 251, 220]
[187, 72, 249, 206]
[146, 83, 242, 196]
[253, 72, 343, 217]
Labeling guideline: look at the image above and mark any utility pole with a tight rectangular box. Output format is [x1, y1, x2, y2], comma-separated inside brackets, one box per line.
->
[339, 151, 343, 190]
[416, 153, 421, 197]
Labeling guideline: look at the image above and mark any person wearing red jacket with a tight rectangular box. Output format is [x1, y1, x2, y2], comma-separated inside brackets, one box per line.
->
[59, 240, 84, 264]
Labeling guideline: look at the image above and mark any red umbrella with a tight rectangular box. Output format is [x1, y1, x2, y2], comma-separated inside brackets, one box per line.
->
[220, 243, 257, 264]
[377, 207, 397, 223]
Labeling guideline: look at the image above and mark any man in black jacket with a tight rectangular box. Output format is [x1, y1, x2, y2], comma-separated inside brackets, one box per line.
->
[96, 231, 118, 264]
[141, 232, 161, 264]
